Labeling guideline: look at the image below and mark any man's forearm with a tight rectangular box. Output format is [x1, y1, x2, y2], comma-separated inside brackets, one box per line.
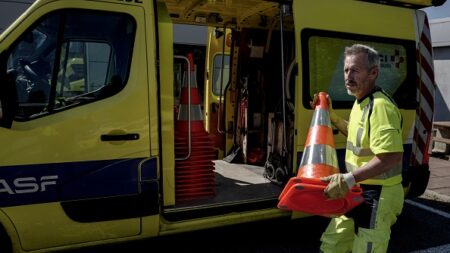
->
[330, 112, 348, 137]
[351, 152, 403, 183]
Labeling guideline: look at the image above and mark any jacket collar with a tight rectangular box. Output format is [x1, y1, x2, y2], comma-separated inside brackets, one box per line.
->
[356, 86, 382, 104]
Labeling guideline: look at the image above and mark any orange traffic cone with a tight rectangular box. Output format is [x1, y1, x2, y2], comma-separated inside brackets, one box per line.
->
[277, 92, 363, 217]
[174, 53, 216, 201]
[176, 53, 205, 134]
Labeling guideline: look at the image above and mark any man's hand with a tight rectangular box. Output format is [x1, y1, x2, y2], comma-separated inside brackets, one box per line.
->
[310, 93, 348, 137]
[310, 93, 338, 123]
[321, 173, 356, 199]
[309, 93, 319, 109]
[310, 93, 333, 109]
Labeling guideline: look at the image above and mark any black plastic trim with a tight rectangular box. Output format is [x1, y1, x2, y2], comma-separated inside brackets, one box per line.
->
[101, 133, 140, 141]
[162, 199, 278, 221]
[61, 189, 159, 222]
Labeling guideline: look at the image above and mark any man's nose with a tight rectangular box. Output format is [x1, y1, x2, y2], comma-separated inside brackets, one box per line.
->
[346, 72, 354, 79]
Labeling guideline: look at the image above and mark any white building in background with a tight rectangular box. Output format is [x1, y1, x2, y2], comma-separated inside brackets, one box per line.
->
[430, 17, 450, 121]
[0, 0, 34, 34]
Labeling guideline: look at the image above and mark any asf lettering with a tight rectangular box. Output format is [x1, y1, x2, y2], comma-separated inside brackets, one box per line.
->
[0, 175, 58, 194]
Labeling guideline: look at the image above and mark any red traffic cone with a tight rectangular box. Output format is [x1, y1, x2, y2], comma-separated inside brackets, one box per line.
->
[176, 53, 205, 134]
[277, 92, 363, 217]
[174, 52, 216, 202]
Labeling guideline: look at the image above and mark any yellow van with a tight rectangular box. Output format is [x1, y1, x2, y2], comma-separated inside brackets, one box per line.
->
[0, 0, 443, 252]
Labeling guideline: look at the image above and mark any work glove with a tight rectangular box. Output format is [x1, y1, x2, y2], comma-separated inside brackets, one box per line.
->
[310, 93, 339, 124]
[321, 173, 356, 199]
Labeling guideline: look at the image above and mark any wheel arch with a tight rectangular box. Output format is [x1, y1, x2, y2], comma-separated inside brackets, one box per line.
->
[0, 209, 20, 253]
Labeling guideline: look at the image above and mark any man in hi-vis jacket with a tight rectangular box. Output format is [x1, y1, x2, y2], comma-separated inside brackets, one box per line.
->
[319, 44, 404, 253]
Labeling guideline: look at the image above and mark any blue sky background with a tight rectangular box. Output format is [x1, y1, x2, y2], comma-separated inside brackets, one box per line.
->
[422, 1, 450, 19]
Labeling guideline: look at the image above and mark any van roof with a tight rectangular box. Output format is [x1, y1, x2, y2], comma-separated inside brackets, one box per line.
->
[160, 0, 446, 27]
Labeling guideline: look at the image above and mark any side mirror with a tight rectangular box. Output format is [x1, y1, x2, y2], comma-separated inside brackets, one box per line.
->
[0, 51, 16, 128]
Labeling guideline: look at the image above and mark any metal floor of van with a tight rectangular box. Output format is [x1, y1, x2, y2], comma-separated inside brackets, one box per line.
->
[213, 160, 283, 202]
[172, 160, 283, 209]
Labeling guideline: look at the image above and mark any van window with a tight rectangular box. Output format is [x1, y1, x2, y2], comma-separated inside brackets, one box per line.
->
[212, 54, 230, 96]
[55, 41, 112, 108]
[6, 10, 136, 120]
[302, 29, 416, 109]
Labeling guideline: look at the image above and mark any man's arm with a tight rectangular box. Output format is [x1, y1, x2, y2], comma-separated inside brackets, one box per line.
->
[322, 152, 403, 199]
[330, 112, 348, 137]
[351, 152, 403, 183]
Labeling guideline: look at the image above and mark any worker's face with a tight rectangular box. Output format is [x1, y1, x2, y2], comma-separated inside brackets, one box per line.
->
[344, 53, 378, 100]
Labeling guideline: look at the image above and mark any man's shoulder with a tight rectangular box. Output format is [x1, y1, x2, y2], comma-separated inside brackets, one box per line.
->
[372, 91, 398, 108]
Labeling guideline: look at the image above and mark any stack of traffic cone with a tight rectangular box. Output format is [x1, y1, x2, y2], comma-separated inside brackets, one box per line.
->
[174, 53, 216, 201]
[277, 92, 363, 217]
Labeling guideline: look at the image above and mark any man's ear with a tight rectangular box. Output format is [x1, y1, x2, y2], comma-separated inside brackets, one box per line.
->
[369, 66, 379, 81]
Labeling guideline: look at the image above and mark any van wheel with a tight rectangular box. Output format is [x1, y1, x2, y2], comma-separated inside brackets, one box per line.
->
[0, 225, 13, 253]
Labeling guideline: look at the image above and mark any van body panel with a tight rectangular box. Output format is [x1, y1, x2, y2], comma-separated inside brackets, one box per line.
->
[157, 2, 177, 207]
[0, 0, 160, 251]
[4, 204, 140, 250]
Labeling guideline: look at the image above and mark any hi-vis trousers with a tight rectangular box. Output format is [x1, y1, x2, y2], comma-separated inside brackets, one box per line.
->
[320, 184, 404, 253]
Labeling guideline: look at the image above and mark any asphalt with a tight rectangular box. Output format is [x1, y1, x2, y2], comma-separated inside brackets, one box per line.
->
[423, 156, 450, 203]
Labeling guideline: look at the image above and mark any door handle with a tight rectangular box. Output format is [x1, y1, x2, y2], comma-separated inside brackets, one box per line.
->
[101, 133, 140, 142]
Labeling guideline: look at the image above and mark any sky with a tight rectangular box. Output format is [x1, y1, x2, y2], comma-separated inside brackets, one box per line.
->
[422, 1, 450, 19]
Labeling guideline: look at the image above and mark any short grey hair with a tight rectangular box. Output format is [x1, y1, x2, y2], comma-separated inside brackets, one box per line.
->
[344, 44, 380, 70]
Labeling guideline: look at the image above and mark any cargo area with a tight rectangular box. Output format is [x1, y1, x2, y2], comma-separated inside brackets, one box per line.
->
[166, 2, 297, 210]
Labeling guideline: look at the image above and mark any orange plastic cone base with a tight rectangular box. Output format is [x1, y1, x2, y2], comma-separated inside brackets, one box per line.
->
[278, 177, 364, 217]
[174, 128, 216, 202]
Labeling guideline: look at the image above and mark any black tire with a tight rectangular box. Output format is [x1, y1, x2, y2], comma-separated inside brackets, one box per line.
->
[264, 161, 275, 180]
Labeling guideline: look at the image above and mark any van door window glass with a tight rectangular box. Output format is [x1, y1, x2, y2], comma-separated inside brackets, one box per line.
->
[212, 54, 230, 96]
[302, 29, 416, 109]
[7, 14, 58, 118]
[6, 10, 135, 120]
[55, 41, 111, 109]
